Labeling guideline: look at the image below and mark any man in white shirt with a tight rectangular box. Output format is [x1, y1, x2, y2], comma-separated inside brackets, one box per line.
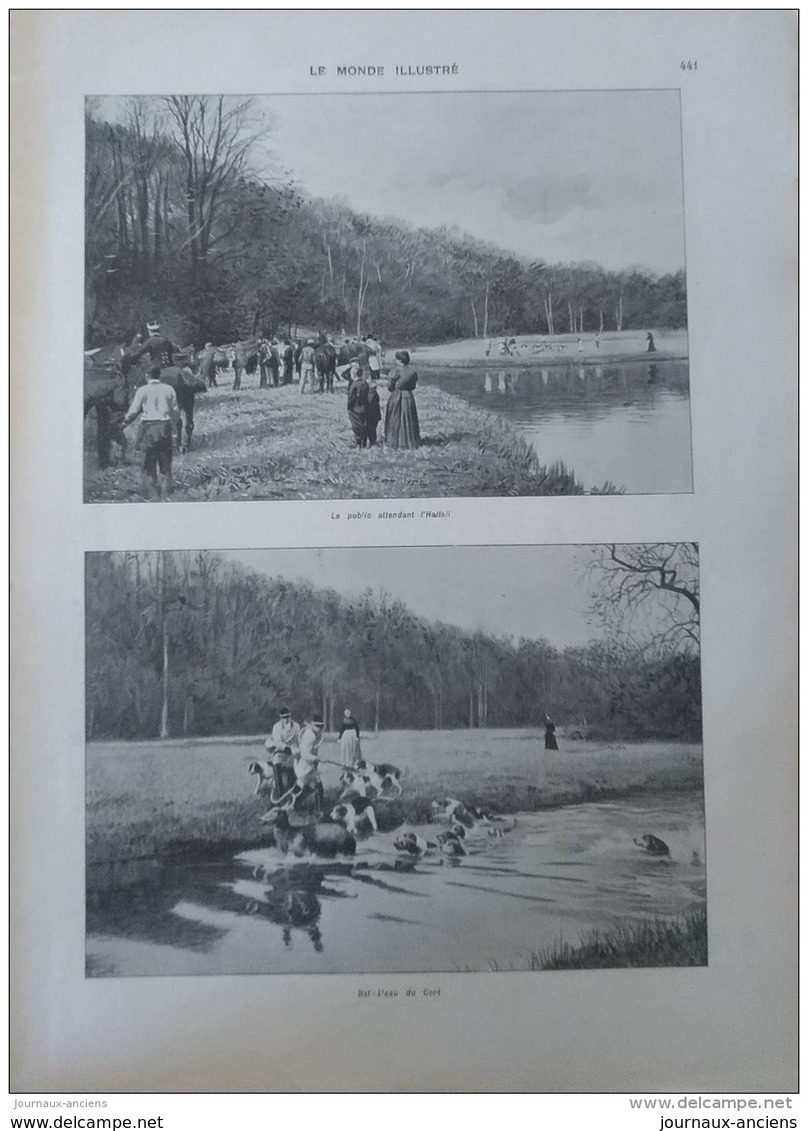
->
[123, 366, 180, 497]
[294, 714, 326, 813]
[264, 707, 301, 796]
[365, 332, 382, 376]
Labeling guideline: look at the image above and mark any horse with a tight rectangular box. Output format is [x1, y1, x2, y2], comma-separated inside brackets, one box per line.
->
[314, 342, 338, 393]
[198, 345, 230, 388]
[84, 357, 131, 469]
[158, 362, 207, 452]
[120, 343, 206, 453]
[231, 338, 262, 390]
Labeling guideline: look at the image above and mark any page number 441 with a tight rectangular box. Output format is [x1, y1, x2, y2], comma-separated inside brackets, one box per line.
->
[680, 60, 697, 71]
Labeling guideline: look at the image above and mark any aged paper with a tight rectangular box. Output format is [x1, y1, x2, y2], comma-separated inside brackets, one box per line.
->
[10, 10, 797, 1093]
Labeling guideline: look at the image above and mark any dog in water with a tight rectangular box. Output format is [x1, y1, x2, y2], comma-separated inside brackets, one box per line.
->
[633, 833, 671, 857]
[259, 807, 356, 858]
[393, 831, 435, 858]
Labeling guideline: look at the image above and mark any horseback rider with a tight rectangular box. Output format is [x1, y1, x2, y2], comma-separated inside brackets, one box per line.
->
[127, 320, 176, 371]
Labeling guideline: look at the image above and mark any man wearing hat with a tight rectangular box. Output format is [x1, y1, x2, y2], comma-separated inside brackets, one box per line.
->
[122, 364, 180, 496]
[128, 320, 177, 371]
[293, 714, 326, 813]
[264, 707, 301, 796]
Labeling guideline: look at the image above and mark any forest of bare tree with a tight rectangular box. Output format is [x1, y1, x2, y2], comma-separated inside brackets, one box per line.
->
[85, 549, 701, 743]
[85, 96, 687, 349]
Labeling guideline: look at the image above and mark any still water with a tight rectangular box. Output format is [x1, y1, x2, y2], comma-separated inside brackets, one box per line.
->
[86, 793, 705, 977]
[420, 360, 692, 494]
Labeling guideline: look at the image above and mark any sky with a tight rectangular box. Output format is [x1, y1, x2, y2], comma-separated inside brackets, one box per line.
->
[95, 90, 686, 275]
[218, 546, 605, 649]
[259, 90, 686, 274]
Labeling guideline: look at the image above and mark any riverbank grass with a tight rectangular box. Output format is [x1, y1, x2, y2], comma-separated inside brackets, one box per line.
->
[529, 907, 707, 969]
[86, 730, 704, 866]
[84, 381, 588, 502]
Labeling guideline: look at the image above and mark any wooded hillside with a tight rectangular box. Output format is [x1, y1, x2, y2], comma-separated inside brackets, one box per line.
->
[86, 97, 687, 349]
[86, 551, 701, 742]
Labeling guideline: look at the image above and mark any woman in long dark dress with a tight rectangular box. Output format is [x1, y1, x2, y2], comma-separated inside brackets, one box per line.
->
[544, 714, 559, 751]
[384, 350, 421, 449]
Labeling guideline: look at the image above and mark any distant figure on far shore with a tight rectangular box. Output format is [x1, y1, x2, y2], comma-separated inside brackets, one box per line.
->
[646, 331, 656, 353]
[544, 714, 559, 751]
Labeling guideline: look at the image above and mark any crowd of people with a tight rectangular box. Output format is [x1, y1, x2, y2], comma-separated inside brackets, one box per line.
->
[106, 321, 423, 497]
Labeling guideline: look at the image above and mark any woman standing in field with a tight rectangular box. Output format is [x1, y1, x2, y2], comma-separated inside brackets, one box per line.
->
[384, 350, 421, 449]
[544, 714, 559, 751]
[338, 709, 361, 765]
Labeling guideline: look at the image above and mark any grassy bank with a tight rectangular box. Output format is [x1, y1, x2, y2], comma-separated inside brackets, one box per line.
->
[86, 730, 704, 866]
[409, 328, 689, 368]
[84, 380, 590, 502]
[529, 907, 707, 969]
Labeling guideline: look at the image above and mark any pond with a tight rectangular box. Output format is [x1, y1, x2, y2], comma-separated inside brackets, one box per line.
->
[420, 360, 692, 494]
[86, 792, 706, 977]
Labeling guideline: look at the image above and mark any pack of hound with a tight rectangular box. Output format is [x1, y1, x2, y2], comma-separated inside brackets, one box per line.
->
[248, 757, 516, 864]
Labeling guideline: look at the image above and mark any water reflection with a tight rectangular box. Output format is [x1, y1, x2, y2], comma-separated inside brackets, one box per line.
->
[424, 358, 692, 493]
[86, 794, 705, 977]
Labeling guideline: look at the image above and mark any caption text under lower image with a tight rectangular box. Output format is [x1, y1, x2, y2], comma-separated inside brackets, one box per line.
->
[86, 543, 705, 977]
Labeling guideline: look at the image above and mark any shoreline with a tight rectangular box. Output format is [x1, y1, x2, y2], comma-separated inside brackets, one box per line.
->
[407, 328, 688, 369]
[86, 735, 703, 868]
[84, 381, 597, 502]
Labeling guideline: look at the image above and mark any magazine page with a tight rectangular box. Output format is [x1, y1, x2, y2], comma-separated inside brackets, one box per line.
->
[10, 10, 797, 1096]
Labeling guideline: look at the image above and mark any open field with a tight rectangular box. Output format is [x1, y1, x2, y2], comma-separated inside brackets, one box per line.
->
[84, 381, 590, 502]
[409, 328, 688, 368]
[86, 728, 704, 866]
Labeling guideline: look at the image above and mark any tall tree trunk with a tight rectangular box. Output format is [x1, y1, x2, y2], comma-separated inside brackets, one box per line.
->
[374, 681, 381, 732]
[470, 300, 479, 338]
[159, 551, 170, 739]
[482, 279, 490, 338]
[568, 301, 574, 334]
[160, 618, 170, 738]
[356, 239, 367, 337]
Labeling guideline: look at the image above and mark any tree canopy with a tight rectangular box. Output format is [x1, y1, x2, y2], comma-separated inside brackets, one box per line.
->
[86, 551, 701, 743]
[85, 97, 688, 348]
